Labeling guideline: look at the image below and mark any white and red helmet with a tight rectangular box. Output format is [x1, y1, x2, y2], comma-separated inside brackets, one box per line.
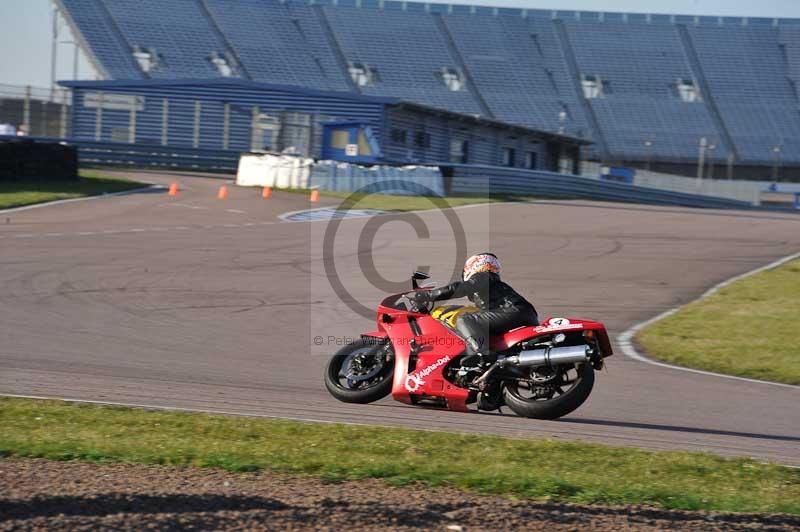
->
[463, 253, 501, 281]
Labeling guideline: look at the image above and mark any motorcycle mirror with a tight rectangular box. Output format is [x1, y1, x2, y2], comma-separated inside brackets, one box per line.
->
[411, 271, 430, 289]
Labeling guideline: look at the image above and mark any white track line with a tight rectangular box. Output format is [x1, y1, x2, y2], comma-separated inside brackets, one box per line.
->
[618, 251, 800, 389]
[0, 185, 162, 215]
[278, 200, 503, 223]
[0, 393, 351, 426]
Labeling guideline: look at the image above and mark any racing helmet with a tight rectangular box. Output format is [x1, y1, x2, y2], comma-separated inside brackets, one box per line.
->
[463, 252, 501, 281]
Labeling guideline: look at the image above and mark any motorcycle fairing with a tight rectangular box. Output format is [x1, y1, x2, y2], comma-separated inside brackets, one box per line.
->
[370, 295, 612, 413]
[379, 309, 470, 412]
[492, 317, 614, 357]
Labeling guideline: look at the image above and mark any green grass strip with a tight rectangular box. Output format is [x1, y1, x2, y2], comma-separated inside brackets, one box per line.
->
[0, 170, 144, 210]
[1, 398, 798, 514]
[637, 259, 800, 385]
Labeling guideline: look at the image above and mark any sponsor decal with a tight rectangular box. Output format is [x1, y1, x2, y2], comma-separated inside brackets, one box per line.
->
[533, 319, 584, 333]
[404, 355, 451, 393]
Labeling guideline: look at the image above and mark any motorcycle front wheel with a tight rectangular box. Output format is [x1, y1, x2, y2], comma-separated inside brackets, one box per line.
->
[324, 338, 394, 404]
[502, 363, 594, 419]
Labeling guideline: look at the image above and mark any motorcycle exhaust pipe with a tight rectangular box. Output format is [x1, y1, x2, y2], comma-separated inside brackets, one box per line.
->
[505, 344, 589, 368]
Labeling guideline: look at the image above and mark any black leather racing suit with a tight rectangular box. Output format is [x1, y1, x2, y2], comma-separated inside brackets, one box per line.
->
[421, 272, 538, 362]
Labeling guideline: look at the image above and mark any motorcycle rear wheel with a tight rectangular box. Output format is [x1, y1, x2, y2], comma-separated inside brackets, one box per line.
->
[324, 339, 394, 404]
[502, 363, 594, 419]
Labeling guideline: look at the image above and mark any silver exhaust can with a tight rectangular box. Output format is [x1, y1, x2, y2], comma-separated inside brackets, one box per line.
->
[507, 344, 589, 368]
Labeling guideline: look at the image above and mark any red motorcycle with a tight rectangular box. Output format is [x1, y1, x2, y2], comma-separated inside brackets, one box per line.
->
[324, 272, 613, 419]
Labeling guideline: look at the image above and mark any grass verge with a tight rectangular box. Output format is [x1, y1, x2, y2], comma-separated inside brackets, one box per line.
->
[0, 170, 145, 210]
[1, 397, 798, 514]
[637, 258, 800, 385]
[281, 188, 542, 212]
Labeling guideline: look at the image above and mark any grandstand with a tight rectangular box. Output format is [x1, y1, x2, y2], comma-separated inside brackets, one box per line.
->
[54, 0, 800, 178]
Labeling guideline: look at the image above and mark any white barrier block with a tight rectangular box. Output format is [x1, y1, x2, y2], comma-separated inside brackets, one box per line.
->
[236, 153, 313, 188]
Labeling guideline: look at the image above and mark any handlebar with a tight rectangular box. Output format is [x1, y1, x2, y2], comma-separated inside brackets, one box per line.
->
[397, 293, 433, 314]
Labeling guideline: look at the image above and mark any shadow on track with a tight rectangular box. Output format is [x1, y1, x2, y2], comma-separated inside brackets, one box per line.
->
[557, 417, 800, 443]
[377, 403, 800, 443]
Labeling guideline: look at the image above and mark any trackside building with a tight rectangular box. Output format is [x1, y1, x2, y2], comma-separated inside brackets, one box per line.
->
[60, 79, 589, 173]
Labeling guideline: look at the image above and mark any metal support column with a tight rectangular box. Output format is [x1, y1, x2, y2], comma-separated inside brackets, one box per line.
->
[161, 98, 169, 146]
[772, 147, 782, 180]
[223, 103, 230, 150]
[94, 92, 104, 141]
[128, 105, 137, 143]
[59, 92, 68, 138]
[193, 101, 201, 148]
[23, 86, 32, 135]
[727, 153, 734, 180]
[50, 5, 59, 101]
[696, 136, 707, 186]
[250, 106, 260, 152]
[73, 42, 80, 80]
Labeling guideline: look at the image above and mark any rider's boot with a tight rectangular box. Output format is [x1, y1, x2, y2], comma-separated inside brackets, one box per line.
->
[461, 336, 487, 368]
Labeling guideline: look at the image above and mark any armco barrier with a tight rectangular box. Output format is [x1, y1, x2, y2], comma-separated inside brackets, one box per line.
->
[0, 135, 240, 173]
[444, 165, 757, 210]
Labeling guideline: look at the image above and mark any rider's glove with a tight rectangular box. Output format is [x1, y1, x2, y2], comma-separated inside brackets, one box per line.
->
[416, 290, 434, 302]
[406, 290, 432, 306]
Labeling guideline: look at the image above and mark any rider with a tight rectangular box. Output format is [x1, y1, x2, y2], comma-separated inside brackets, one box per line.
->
[409, 253, 539, 367]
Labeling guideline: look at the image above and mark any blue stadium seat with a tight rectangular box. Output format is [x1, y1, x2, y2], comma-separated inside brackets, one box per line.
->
[319, 5, 484, 115]
[562, 19, 730, 161]
[102, 0, 229, 78]
[60, 0, 143, 79]
[689, 25, 800, 163]
[441, 13, 589, 136]
[203, 0, 349, 90]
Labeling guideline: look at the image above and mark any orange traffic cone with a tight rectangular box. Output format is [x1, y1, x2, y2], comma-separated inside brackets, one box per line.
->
[168, 182, 178, 196]
[262, 186, 272, 199]
[217, 185, 228, 200]
[309, 189, 320, 203]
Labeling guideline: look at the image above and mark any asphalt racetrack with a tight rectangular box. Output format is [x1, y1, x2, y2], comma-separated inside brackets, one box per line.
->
[2, 172, 799, 465]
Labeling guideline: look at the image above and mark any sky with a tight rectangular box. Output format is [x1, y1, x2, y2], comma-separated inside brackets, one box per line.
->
[1, 0, 799, 89]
